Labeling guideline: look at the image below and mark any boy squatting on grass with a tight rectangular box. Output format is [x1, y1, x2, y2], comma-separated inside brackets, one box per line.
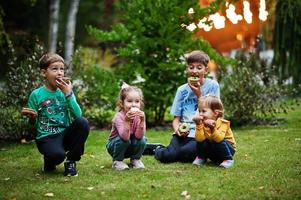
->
[151, 50, 220, 163]
[106, 82, 147, 170]
[192, 95, 236, 168]
[21, 53, 90, 176]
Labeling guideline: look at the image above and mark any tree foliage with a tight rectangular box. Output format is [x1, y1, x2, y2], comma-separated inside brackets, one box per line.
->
[221, 50, 299, 126]
[89, 0, 233, 124]
[273, 0, 301, 88]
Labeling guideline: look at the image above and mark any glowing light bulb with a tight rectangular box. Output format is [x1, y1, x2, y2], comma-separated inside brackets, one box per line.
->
[188, 8, 195, 14]
[226, 3, 243, 24]
[259, 0, 268, 21]
[186, 23, 197, 31]
[243, 1, 252, 24]
[208, 13, 225, 29]
[197, 17, 213, 32]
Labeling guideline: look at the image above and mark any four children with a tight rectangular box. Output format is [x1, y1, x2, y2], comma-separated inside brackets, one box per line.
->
[23, 50, 236, 174]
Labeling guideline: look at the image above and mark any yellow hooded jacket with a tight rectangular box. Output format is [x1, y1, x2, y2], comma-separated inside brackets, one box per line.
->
[195, 118, 237, 151]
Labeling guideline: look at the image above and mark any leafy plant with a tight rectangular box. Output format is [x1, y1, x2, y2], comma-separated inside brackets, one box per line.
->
[221, 51, 299, 126]
[88, 0, 233, 125]
[273, 0, 301, 88]
[72, 48, 120, 127]
[0, 42, 44, 140]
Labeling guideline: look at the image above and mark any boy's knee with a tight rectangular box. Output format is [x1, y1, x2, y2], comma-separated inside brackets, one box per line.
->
[74, 117, 90, 133]
[154, 148, 177, 163]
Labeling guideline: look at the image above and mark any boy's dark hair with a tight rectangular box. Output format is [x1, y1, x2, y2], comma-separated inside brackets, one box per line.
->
[39, 53, 65, 70]
[186, 50, 210, 66]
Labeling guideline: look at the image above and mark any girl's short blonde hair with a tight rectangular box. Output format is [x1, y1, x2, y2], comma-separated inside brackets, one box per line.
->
[117, 83, 144, 111]
[199, 94, 224, 118]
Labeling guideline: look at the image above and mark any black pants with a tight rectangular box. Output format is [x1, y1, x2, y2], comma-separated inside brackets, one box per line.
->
[154, 135, 197, 163]
[36, 117, 90, 168]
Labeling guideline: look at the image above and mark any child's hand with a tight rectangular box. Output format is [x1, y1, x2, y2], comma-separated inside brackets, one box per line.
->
[203, 119, 216, 129]
[193, 115, 203, 125]
[188, 81, 201, 98]
[177, 123, 189, 137]
[56, 78, 72, 96]
[125, 107, 144, 121]
[21, 107, 37, 119]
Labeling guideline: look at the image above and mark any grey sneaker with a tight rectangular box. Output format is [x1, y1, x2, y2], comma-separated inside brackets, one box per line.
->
[112, 161, 129, 170]
[131, 159, 145, 169]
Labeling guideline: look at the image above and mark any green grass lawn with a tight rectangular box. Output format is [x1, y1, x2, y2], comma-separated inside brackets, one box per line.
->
[1, 105, 301, 200]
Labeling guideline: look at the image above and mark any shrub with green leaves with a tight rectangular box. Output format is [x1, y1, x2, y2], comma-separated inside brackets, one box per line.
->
[88, 0, 233, 125]
[221, 51, 298, 126]
[72, 48, 120, 127]
[0, 43, 43, 140]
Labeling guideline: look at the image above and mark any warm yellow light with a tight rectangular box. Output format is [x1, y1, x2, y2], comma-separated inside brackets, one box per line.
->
[186, 23, 197, 31]
[259, 0, 268, 21]
[226, 3, 243, 24]
[243, 1, 252, 24]
[197, 17, 213, 32]
[208, 13, 226, 29]
[188, 8, 195, 14]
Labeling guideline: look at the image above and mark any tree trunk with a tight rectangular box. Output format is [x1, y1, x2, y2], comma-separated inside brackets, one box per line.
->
[48, 0, 60, 53]
[64, 0, 80, 71]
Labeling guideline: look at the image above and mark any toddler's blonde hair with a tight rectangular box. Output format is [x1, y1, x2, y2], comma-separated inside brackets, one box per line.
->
[199, 94, 224, 118]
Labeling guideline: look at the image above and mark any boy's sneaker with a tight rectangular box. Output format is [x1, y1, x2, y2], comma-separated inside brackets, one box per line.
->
[42, 165, 56, 173]
[64, 160, 78, 176]
[219, 160, 234, 168]
[112, 161, 129, 170]
[143, 143, 165, 155]
[192, 156, 206, 166]
[131, 159, 145, 169]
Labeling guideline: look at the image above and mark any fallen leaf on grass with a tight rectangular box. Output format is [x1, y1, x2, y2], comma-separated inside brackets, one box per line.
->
[181, 191, 188, 196]
[87, 187, 94, 191]
[44, 192, 54, 197]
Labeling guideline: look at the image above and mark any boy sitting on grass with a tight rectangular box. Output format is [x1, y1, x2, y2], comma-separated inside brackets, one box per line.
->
[153, 50, 220, 163]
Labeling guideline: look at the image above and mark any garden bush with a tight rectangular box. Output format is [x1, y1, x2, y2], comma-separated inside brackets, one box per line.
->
[0, 43, 43, 140]
[88, 0, 234, 125]
[72, 48, 120, 127]
[221, 51, 298, 126]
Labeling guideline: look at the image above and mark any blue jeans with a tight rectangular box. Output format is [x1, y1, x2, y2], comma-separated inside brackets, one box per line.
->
[36, 117, 90, 168]
[196, 139, 235, 163]
[106, 135, 146, 161]
[155, 135, 197, 163]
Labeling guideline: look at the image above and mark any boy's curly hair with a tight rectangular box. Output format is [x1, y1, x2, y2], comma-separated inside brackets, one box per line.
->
[39, 53, 65, 70]
[186, 50, 210, 66]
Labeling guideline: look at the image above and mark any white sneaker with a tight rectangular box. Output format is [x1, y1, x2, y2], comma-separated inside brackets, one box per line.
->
[112, 161, 129, 170]
[131, 159, 145, 169]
